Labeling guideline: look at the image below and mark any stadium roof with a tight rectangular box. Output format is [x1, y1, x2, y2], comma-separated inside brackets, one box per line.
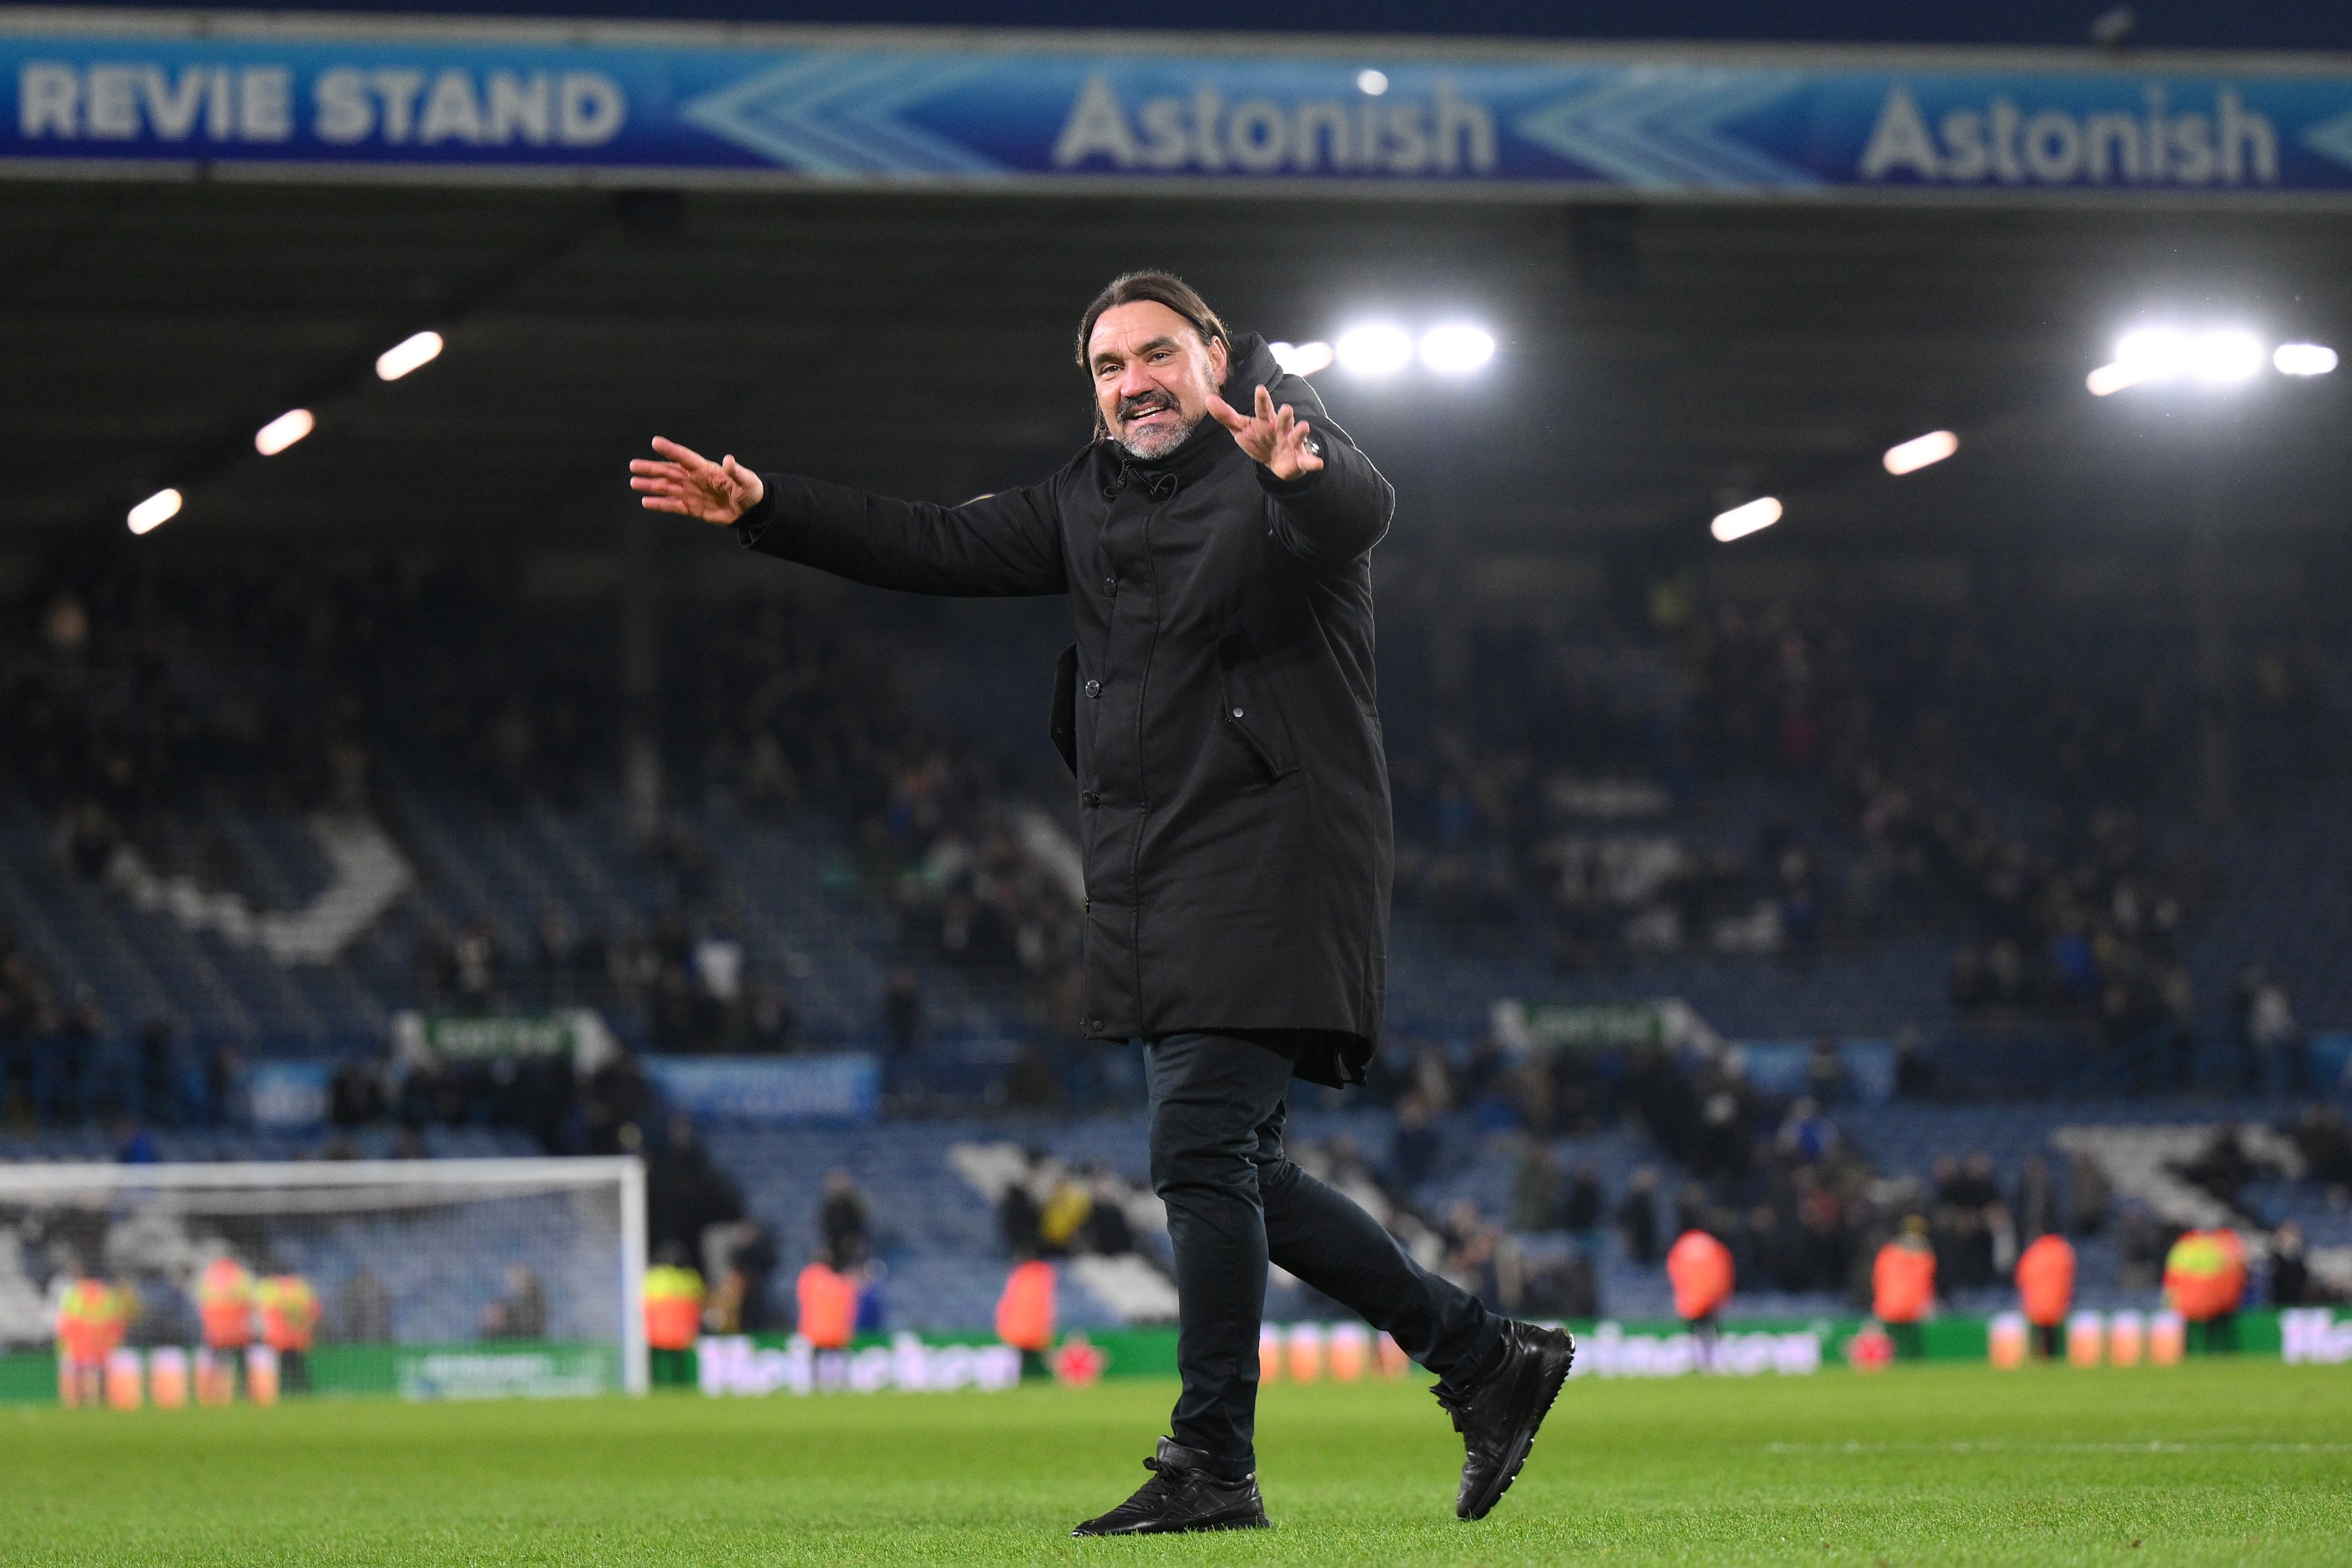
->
[7, 178, 2351, 568]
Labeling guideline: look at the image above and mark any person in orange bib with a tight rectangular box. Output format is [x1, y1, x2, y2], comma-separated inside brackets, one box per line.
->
[2015, 1232, 2076, 1360]
[1871, 1216, 1936, 1360]
[997, 1255, 1058, 1377]
[1664, 1229, 1734, 1367]
[2163, 1228, 2248, 1353]
[795, 1254, 858, 1351]
[54, 1276, 125, 1409]
[196, 1260, 259, 1401]
[255, 1274, 320, 1395]
[643, 1256, 706, 1388]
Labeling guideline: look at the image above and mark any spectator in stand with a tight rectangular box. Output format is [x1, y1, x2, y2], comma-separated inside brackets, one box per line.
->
[2291, 1105, 2352, 1189]
[1388, 1092, 1441, 1191]
[818, 1168, 872, 1269]
[483, 1265, 546, 1341]
[1080, 1167, 1136, 1257]
[2238, 972, 2305, 1097]
[2013, 1155, 2061, 1243]
[2267, 1221, 2335, 1306]
[1617, 1168, 1661, 1266]
[1508, 1141, 1562, 1233]
[1562, 1161, 1604, 1245]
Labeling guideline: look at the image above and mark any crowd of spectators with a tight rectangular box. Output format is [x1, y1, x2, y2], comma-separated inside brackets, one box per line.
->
[679, 601, 1085, 1038]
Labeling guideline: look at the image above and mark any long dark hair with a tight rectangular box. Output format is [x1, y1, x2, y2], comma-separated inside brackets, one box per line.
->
[1075, 270, 1229, 368]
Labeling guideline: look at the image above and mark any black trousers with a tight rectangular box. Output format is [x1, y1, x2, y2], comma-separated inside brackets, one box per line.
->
[1144, 1030, 1502, 1477]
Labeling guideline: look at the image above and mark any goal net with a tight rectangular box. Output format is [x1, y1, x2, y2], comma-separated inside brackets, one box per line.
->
[0, 1157, 646, 1406]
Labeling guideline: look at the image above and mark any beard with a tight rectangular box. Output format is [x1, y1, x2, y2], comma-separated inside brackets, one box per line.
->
[1113, 394, 1200, 460]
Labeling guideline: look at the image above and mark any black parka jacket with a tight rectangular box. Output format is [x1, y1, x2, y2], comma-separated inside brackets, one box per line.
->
[735, 335, 1395, 1086]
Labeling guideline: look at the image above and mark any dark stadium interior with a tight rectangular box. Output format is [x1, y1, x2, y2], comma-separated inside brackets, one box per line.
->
[7, 143, 2352, 1330]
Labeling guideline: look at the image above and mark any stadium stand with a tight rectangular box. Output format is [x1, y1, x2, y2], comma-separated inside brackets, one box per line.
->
[3, 541, 2350, 1335]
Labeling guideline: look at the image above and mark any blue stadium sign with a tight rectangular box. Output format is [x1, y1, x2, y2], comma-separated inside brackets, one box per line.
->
[9, 16, 2352, 198]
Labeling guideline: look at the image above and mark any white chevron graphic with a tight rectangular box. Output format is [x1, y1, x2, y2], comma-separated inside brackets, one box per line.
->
[1515, 67, 1816, 190]
[2302, 108, 2352, 171]
[680, 53, 1007, 178]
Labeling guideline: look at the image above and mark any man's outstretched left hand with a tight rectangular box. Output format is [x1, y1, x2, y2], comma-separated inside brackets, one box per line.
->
[1207, 384, 1324, 481]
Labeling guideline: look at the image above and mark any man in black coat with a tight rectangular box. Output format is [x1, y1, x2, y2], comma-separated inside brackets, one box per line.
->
[630, 271, 1573, 1534]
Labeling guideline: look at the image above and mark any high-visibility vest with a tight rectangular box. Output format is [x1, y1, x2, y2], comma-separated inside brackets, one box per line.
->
[1872, 1238, 1935, 1324]
[995, 1260, 1057, 1352]
[1665, 1230, 1734, 1322]
[2163, 1229, 2247, 1322]
[56, 1279, 124, 1364]
[643, 1265, 706, 1352]
[2015, 1235, 2076, 1327]
[196, 1258, 256, 1349]
[256, 1276, 320, 1352]
[795, 1263, 858, 1350]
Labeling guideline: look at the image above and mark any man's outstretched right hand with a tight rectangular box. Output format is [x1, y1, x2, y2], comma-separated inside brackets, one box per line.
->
[629, 437, 765, 525]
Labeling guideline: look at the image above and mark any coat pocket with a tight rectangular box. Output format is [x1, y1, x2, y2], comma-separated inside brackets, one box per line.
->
[1216, 628, 1300, 782]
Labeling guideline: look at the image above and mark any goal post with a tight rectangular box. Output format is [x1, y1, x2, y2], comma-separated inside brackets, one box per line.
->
[0, 1156, 648, 1402]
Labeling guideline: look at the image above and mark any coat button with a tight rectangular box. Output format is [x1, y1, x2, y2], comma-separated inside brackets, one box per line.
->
[1081, 791, 1101, 808]
[1231, 707, 1245, 719]
[1084, 1018, 1103, 1033]
[1085, 679, 1102, 698]
[1103, 576, 1117, 595]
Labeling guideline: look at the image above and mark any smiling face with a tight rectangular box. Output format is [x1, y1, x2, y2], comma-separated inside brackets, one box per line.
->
[1087, 300, 1230, 460]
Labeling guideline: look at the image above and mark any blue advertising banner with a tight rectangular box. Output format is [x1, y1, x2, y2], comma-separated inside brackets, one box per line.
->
[643, 1052, 881, 1123]
[8, 16, 2352, 197]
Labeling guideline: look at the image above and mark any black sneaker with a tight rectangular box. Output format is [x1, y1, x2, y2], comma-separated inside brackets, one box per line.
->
[1433, 1320, 1577, 1522]
[1070, 1436, 1272, 1537]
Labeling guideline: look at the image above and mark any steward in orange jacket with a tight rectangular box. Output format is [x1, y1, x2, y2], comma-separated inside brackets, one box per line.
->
[795, 1260, 858, 1350]
[1665, 1230, 1735, 1326]
[196, 1257, 256, 1352]
[1872, 1218, 1935, 1359]
[996, 1258, 1058, 1354]
[2015, 1233, 2075, 1359]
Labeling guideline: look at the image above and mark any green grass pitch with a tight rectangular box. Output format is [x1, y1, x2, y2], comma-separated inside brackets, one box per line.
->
[3, 1361, 2347, 1565]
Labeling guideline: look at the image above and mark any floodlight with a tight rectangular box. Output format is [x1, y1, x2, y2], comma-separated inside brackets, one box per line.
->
[127, 488, 182, 535]
[1418, 324, 1496, 375]
[2274, 343, 2339, 376]
[376, 329, 445, 381]
[1882, 430, 1958, 475]
[1709, 496, 1782, 543]
[1269, 340, 1334, 376]
[255, 408, 314, 456]
[1357, 70, 1389, 96]
[1334, 322, 1413, 377]
[2086, 362, 2143, 397]
[2115, 327, 2190, 379]
[2187, 329, 2263, 384]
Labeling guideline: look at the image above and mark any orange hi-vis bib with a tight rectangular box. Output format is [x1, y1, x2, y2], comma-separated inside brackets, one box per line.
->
[256, 1276, 319, 1352]
[196, 1258, 256, 1350]
[56, 1279, 124, 1366]
[2016, 1234, 2077, 1327]
[796, 1263, 858, 1350]
[642, 1264, 706, 1352]
[2163, 1229, 2247, 1322]
[1872, 1238, 1935, 1324]
[995, 1260, 1056, 1353]
[1666, 1229, 1735, 1322]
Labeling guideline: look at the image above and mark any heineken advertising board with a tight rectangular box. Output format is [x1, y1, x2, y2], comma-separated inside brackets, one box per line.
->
[9, 13, 2352, 198]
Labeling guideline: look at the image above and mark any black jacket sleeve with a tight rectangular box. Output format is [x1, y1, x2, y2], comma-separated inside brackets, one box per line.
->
[735, 473, 1066, 597]
[1253, 371, 1394, 572]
